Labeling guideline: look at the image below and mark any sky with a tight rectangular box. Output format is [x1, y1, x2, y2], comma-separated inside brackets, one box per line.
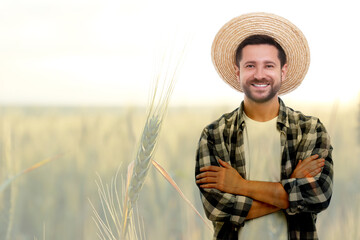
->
[0, 0, 359, 107]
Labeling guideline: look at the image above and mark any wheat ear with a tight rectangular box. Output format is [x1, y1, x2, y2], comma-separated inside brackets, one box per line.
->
[122, 37, 187, 238]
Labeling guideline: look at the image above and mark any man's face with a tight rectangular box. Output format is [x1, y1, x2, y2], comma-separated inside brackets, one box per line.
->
[236, 44, 287, 104]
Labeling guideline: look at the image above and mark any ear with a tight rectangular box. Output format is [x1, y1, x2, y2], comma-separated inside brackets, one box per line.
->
[281, 63, 288, 82]
[235, 65, 240, 82]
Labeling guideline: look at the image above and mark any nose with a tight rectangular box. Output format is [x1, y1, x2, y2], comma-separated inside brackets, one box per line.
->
[253, 67, 265, 80]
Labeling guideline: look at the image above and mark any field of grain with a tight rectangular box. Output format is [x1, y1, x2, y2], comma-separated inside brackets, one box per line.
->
[0, 100, 359, 239]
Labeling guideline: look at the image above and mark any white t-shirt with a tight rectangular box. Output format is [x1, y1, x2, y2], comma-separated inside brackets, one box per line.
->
[238, 114, 288, 240]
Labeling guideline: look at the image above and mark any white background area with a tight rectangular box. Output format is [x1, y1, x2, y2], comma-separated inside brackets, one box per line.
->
[0, 0, 359, 106]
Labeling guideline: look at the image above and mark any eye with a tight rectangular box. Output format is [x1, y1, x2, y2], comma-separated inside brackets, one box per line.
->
[265, 64, 275, 69]
[245, 64, 255, 68]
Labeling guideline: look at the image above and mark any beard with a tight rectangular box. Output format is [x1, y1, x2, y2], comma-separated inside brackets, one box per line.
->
[241, 78, 282, 104]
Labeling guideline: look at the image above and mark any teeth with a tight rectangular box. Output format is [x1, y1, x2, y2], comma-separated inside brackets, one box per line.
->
[253, 84, 268, 87]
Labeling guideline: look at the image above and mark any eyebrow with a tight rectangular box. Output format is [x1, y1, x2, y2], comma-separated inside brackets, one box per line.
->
[242, 60, 277, 65]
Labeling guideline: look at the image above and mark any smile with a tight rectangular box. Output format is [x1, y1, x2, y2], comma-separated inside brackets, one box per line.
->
[252, 84, 269, 88]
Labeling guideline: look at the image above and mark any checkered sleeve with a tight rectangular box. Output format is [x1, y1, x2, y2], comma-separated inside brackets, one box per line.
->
[281, 119, 333, 215]
[195, 127, 253, 226]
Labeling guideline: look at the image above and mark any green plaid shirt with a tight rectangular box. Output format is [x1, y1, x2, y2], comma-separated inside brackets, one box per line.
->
[195, 98, 333, 240]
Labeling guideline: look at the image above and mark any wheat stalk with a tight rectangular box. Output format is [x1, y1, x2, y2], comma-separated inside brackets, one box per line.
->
[0, 121, 17, 240]
[33, 223, 46, 240]
[121, 35, 188, 239]
[89, 167, 145, 240]
[90, 36, 187, 239]
[151, 160, 213, 231]
[0, 154, 61, 193]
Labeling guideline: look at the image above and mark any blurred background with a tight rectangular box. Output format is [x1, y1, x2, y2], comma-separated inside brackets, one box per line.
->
[1, 0, 359, 239]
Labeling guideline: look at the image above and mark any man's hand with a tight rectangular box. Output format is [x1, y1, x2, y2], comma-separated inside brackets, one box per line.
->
[196, 159, 244, 194]
[291, 154, 325, 178]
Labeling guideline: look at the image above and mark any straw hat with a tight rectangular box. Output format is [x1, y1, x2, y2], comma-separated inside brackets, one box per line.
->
[211, 12, 310, 95]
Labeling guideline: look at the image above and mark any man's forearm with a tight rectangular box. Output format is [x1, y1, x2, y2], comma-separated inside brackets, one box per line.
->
[196, 160, 290, 209]
[237, 180, 289, 209]
[246, 200, 280, 220]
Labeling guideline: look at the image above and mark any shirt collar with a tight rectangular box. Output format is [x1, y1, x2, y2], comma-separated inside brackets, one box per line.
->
[277, 98, 290, 130]
[236, 97, 289, 131]
[237, 101, 246, 131]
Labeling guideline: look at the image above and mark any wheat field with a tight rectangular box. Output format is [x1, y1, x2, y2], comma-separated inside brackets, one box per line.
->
[0, 100, 359, 240]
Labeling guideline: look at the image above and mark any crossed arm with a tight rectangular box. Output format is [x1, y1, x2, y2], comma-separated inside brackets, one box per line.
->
[196, 155, 325, 220]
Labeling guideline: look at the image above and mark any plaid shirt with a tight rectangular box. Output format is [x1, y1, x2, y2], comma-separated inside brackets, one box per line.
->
[195, 98, 333, 240]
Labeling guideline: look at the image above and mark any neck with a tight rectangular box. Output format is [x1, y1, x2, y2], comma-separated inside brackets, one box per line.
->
[243, 97, 280, 122]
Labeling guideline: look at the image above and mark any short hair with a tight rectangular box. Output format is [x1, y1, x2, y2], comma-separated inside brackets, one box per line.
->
[235, 35, 287, 67]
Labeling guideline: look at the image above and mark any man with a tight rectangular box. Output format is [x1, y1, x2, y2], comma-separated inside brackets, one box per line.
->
[195, 13, 333, 240]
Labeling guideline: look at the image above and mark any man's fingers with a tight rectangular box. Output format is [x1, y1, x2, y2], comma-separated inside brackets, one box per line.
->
[199, 183, 217, 189]
[196, 176, 217, 184]
[307, 158, 325, 170]
[196, 171, 218, 179]
[302, 154, 319, 163]
[318, 158, 325, 166]
[292, 157, 326, 178]
[309, 168, 322, 177]
[304, 160, 324, 177]
[218, 159, 231, 169]
[199, 160, 232, 173]
[199, 165, 221, 172]
[311, 154, 319, 159]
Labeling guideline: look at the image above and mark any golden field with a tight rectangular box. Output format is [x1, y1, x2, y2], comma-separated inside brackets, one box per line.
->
[0, 100, 359, 239]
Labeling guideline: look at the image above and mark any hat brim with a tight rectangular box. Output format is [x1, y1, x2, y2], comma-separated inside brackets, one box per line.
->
[211, 12, 310, 95]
